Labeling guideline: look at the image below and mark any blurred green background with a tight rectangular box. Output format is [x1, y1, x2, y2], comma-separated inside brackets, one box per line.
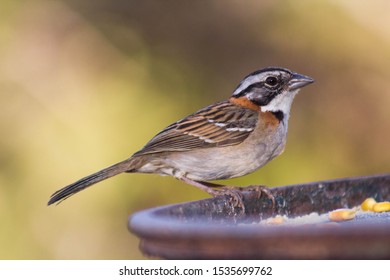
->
[1, 0, 389, 259]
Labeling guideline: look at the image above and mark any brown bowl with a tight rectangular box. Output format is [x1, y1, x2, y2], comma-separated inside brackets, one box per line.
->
[129, 174, 390, 259]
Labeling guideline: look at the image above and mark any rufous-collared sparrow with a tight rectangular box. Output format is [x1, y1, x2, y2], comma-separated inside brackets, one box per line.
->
[48, 67, 313, 207]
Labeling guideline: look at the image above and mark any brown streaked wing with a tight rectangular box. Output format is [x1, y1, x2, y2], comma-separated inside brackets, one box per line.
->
[133, 101, 258, 156]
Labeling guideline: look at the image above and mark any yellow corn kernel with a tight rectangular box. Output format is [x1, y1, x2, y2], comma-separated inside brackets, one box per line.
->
[328, 208, 356, 222]
[361, 197, 377, 211]
[266, 215, 285, 225]
[373, 201, 390, 213]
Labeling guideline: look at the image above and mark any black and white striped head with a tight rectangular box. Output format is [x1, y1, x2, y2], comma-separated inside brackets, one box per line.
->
[232, 67, 314, 117]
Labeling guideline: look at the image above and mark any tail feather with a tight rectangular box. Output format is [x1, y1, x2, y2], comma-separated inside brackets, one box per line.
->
[48, 159, 135, 205]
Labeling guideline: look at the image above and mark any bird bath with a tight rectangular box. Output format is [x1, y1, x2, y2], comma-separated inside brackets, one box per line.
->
[129, 174, 390, 259]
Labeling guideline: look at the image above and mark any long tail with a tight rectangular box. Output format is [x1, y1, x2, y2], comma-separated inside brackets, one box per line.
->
[48, 158, 136, 205]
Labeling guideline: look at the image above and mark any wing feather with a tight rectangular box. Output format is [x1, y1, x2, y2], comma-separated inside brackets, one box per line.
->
[133, 101, 258, 156]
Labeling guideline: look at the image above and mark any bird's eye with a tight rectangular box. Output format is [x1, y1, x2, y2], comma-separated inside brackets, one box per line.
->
[265, 76, 279, 87]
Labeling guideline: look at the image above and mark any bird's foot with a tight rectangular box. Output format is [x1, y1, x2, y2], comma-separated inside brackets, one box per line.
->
[179, 177, 274, 213]
[242, 185, 276, 208]
[206, 187, 246, 212]
[214, 185, 275, 208]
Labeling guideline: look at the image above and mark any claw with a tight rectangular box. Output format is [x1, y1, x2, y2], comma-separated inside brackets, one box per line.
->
[224, 189, 245, 209]
[246, 185, 276, 208]
[207, 187, 246, 213]
[217, 185, 275, 208]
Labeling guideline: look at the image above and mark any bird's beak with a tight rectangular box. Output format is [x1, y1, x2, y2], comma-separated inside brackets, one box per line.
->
[288, 73, 314, 91]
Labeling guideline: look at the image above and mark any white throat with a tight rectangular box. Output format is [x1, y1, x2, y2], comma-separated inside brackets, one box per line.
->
[260, 89, 299, 120]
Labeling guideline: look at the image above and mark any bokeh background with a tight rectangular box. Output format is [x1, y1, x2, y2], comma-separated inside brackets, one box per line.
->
[1, 0, 389, 259]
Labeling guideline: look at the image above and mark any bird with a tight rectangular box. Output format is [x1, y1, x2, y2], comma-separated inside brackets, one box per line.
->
[48, 67, 314, 207]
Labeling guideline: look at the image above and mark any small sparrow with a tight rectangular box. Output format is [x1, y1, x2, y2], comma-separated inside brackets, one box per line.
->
[48, 67, 313, 207]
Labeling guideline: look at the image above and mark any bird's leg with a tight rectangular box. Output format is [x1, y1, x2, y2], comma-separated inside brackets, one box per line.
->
[179, 177, 275, 209]
[179, 177, 245, 211]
